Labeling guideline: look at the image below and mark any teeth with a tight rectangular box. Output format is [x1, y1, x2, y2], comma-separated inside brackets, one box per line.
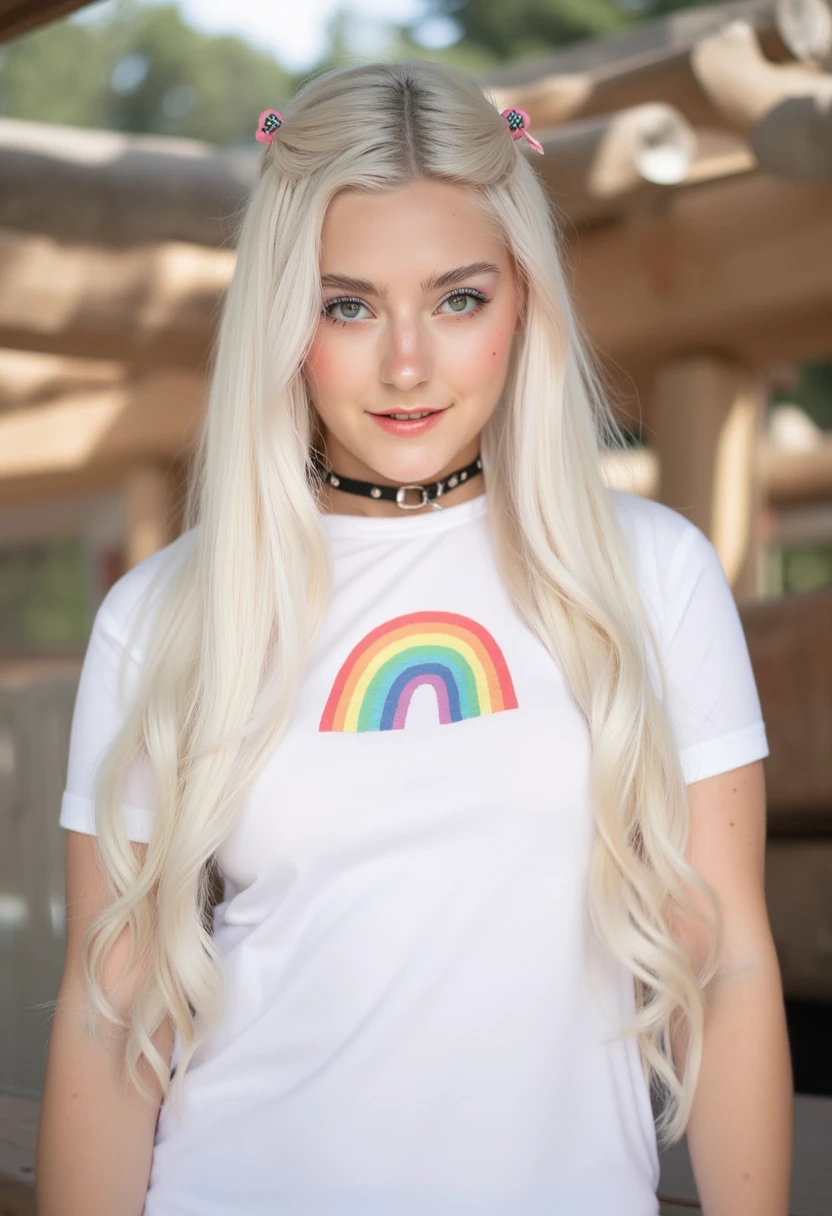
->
[387, 412, 430, 421]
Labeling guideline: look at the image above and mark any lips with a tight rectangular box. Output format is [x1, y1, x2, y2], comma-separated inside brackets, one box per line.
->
[373, 408, 444, 416]
[370, 409, 447, 436]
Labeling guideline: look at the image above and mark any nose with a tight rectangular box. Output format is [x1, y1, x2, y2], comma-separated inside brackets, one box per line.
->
[379, 314, 432, 392]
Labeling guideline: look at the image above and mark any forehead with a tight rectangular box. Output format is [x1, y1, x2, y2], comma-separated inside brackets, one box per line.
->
[319, 179, 507, 268]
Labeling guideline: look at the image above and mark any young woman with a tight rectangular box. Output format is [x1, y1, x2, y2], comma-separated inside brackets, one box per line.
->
[39, 59, 791, 1216]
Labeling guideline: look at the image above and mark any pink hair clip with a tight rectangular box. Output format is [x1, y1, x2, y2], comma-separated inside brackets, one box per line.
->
[255, 108, 283, 144]
[501, 107, 544, 155]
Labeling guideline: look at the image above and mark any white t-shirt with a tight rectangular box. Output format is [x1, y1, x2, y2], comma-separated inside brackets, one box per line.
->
[59, 487, 769, 1216]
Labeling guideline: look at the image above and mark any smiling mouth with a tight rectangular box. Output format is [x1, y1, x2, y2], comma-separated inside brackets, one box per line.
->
[371, 407, 447, 418]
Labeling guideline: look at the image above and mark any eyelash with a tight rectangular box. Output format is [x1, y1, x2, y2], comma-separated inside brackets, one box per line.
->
[322, 288, 491, 327]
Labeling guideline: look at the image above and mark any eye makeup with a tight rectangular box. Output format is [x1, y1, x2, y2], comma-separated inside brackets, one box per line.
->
[322, 287, 491, 327]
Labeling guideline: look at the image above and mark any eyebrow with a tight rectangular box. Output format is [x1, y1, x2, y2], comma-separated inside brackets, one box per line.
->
[319, 262, 501, 298]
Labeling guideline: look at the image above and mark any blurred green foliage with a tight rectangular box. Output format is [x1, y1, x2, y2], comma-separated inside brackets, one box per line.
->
[0, 538, 90, 648]
[414, 0, 722, 64]
[767, 543, 832, 597]
[0, 0, 752, 143]
[782, 546, 832, 594]
[418, 0, 632, 64]
[0, 0, 295, 145]
[772, 360, 832, 433]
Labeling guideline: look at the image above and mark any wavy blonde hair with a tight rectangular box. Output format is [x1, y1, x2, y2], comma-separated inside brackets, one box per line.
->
[75, 59, 723, 1150]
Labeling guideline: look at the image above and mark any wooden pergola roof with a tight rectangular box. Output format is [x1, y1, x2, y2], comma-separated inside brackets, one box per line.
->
[0, 0, 830, 506]
[0, 0, 89, 43]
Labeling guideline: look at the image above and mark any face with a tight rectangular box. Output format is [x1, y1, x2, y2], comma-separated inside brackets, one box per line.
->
[303, 178, 523, 516]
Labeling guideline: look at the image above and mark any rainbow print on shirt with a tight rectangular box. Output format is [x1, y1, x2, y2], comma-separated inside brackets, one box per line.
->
[319, 610, 518, 732]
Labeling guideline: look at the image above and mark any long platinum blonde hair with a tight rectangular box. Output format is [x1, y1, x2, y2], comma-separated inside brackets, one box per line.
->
[76, 58, 722, 1149]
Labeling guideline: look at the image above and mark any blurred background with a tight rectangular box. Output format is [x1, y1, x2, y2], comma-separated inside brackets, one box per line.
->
[1, 1, 831, 1213]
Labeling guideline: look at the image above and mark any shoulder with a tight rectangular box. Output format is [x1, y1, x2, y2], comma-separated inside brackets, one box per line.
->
[96, 526, 198, 655]
[606, 487, 700, 559]
[605, 488, 715, 626]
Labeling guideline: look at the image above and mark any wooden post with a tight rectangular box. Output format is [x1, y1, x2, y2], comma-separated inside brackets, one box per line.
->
[651, 354, 767, 601]
[124, 461, 175, 569]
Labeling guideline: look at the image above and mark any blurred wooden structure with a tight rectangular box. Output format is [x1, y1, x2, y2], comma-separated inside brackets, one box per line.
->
[1, 0, 831, 1038]
[1, 1, 832, 1212]
[1, 0, 832, 597]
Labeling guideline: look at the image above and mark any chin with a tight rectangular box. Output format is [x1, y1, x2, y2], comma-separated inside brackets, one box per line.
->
[370, 452, 452, 484]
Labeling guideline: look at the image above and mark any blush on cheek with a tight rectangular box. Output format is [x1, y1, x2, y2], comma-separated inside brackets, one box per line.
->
[459, 330, 512, 388]
[304, 335, 343, 391]
[303, 334, 325, 380]
[304, 332, 371, 420]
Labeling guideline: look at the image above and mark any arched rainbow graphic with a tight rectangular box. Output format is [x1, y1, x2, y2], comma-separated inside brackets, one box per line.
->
[319, 610, 518, 732]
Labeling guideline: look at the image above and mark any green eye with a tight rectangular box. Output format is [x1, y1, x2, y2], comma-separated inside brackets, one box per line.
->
[441, 289, 488, 317]
[324, 288, 489, 325]
[324, 296, 368, 323]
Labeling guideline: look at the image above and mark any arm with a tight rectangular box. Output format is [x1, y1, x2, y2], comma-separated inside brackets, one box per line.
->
[36, 830, 175, 1216]
[669, 759, 793, 1216]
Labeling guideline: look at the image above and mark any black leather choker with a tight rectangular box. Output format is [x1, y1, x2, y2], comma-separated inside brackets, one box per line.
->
[311, 451, 483, 512]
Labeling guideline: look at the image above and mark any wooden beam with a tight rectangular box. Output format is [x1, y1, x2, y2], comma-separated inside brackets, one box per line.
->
[741, 585, 832, 824]
[8, 356, 832, 521]
[775, 0, 832, 62]
[691, 19, 832, 178]
[14, 104, 745, 267]
[0, 105, 699, 244]
[0, 348, 128, 411]
[537, 103, 696, 228]
[486, 3, 799, 132]
[0, 366, 204, 479]
[0, 229, 232, 365]
[753, 96, 832, 180]
[491, 47, 736, 133]
[0, 117, 259, 248]
[0, 108, 737, 257]
[2, 170, 830, 381]
[773, 501, 832, 544]
[482, 1, 791, 87]
[0, 456, 142, 507]
[489, 7, 832, 185]
[569, 171, 832, 370]
[124, 462, 176, 567]
[600, 437, 832, 509]
[652, 355, 767, 599]
[665, 126, 756, 185]
[761, 437, 832, 504]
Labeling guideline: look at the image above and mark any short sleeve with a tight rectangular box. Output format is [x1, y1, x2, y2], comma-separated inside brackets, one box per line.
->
[59, 603, 158, 842]
[660, 525, 769, 785]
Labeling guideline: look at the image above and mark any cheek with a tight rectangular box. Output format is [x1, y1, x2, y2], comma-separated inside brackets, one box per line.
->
[450, 322, 514, 392]
[304, 333, 337, 394]
[304, 329, 367, 398]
